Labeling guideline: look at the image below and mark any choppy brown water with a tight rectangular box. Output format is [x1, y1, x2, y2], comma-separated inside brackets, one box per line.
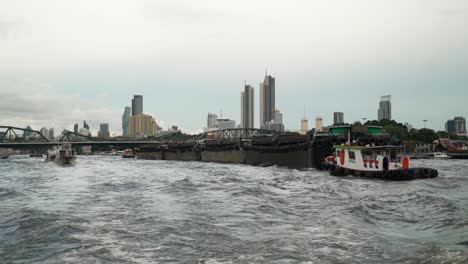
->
[1, 156, 467, 263]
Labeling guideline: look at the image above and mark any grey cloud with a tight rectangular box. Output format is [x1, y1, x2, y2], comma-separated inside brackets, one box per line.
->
[0, 17, 28, 40]
[0, 81, 122, 134]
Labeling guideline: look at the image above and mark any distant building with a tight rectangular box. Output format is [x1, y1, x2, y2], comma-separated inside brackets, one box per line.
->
[24, 126, 32, 138]
[98, 123, 110, 138]
[315, 116, 323, 132]
[259, 73, 275, 127]
[300, 117, 309, 135]
[241, 84, 254, 128]
[207, 113, 218, 129]
[48, 128, 54, 141]
[122, 106, 131, 137]
[79, 128, 89, 137]
[446, 116, 466, 136]
[262, 121, 284, 132]
[129, 113, 157, 138]
[274, 108, 283, 125]
[132, 95, 143, 116]
[73, 123, 79, 133]
[83, 120, 89, 130]
[40, 127, 48, 139]
[333, 112, 344, 125]
[158, 125, 182, 136]
[378, 95, 392, 121]
[217, 119, 236, 130]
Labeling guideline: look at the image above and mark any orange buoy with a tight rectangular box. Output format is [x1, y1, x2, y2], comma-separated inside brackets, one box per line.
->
[402, 156, 410, 169]
[340, 149, 345, 165]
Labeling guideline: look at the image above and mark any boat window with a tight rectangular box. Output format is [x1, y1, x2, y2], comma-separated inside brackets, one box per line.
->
[349, 151, 356, 160]
[336, 150, 340, 157]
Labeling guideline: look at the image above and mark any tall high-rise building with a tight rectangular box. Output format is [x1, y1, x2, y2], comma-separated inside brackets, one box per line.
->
[98, 123, 110, 138]
[333, 112, 344, 125]
[132, 95, 143, 116]
[73, 123, 79, 133]
[122, 106, 131, 137]
[300, 117, 309, 135]
[241, 84, 254, 128]
[48, 128, 54, 141]
[259, 73, 275, 126]
[207, 113, 218, 128]
[40, 127, 48, 139]
[83, 120, 89, 130]
[446, 116, 466, 136]
[315, 116, 323, 132]
[129, 113, 157, 138]
[378, 95, 392, 121]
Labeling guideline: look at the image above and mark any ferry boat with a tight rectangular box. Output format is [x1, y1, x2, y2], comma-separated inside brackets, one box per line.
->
[323, 145, 438, 180]
[46, 143, 76, 165]
[424, 152, 451, 160]
[122, 148, 135, 158]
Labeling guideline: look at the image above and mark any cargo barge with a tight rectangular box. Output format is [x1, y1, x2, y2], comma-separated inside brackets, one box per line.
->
[137, 125, 394, 170]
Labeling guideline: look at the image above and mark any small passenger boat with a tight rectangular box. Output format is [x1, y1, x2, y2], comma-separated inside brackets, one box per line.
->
[424, 152, 451, 160]
[323, 145, 438, 180]
[122, 148, 135, 158]
[46, 143, 76, 165]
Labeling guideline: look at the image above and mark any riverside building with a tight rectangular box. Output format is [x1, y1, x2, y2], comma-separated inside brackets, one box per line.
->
[129, 113, 157, 138]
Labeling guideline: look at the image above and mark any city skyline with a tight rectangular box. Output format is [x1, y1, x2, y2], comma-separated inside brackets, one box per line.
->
[1, 0, 467, 134]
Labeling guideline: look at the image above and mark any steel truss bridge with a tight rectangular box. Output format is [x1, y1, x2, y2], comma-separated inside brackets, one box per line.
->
[195, 128, 279, 141]
[0, 126, 282, 149]
[0, 126, 49, 142]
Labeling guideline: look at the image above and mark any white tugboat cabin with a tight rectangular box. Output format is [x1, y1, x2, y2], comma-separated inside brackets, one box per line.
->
[333, 145, 406, 172]
[324, 145, 438, 180]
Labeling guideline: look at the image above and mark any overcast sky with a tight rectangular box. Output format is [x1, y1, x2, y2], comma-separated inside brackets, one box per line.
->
[1, 0, 467, 135]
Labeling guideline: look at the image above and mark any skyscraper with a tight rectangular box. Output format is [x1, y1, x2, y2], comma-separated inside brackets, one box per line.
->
[83, 120, 89, 130]
[446, 116, 466, 136]
[315, 116, 323, 132]
[48, 128, 54, 141]
[98, 123, 110, 138]
[301, 117, 309, 135]
[333, 112, 344, 125]
[241, 84, 254, 128]
[259, 73, 275, 127]
[40, 127, 48, 139]
[207, 113, 218, 129]
[378, 95, 392, 121]
[132, 95, 143, 116]
[122, 106, 131, 137]
[73, 123, 79, 133]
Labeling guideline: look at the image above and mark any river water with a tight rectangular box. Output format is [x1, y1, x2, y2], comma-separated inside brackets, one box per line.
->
[0, 156, 467, 264]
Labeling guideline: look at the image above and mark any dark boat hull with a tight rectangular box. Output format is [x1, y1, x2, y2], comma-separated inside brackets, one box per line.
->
[323, 163, 438, 181]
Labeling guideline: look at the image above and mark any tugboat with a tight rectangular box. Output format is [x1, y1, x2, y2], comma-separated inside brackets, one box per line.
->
[122, 148, 135, 158]
[46, 143, 76, 165]
[323, 145, 438, 180]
